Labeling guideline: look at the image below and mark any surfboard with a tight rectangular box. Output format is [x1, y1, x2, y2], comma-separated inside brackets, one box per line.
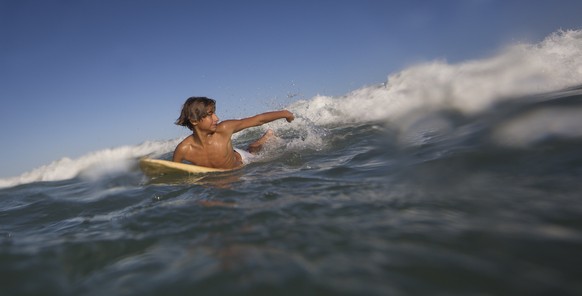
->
[139, 158, 235, 177]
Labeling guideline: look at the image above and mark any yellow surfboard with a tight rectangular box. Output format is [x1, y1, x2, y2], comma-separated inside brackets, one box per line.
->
[139, 158, 235, 177]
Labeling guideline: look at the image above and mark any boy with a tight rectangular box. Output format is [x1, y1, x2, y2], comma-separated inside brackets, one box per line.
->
[173, 97, 295, 169]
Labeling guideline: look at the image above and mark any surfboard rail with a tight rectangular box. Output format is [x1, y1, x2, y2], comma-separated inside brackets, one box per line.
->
[139, 158, 234, 176]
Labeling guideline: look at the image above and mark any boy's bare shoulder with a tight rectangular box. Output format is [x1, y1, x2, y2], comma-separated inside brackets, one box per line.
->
[175, 136, 196, 151]
[177, 135, 192, 144]
[173, 135, 198, 162]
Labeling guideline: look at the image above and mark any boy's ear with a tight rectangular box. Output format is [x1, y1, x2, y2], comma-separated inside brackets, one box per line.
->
[189, 119, 197, 126]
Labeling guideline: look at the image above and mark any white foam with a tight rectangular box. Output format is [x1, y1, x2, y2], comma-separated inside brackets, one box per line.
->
[0, 139, 178, 188]
[277, 29, 582, 147]
[493, 106, 582, 147]
[288, 29, 582, 125]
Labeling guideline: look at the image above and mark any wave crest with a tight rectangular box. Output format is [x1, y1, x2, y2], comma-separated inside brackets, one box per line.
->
[289, 29, 582, 125]
[0, 140, 178, 188]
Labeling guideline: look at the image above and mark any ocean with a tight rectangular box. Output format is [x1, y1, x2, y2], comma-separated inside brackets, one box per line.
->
[1, 30, 582, 295]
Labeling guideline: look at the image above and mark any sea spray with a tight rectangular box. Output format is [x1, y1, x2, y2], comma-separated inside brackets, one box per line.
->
[291, 30, 582, 123]
[285, 29, 582, 145]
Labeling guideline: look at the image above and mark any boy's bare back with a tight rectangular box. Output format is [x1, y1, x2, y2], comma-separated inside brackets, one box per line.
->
[172, 97, 294, 169]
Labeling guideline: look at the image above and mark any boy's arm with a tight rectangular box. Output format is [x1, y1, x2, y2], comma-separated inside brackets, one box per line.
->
[221, 110, 294, 133]
[172, 144, 186, 162]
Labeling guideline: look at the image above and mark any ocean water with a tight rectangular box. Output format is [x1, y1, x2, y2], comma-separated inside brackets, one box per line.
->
[1, 30, 582, 295]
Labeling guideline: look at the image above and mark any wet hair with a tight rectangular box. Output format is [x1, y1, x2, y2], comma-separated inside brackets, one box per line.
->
[175, 97, 216, 130]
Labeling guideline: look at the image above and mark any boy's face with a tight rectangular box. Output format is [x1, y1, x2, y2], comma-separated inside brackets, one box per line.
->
[194, 110, 219, 132]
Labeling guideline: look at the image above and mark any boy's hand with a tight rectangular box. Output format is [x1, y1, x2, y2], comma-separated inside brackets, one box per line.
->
[284, 110, 295, 122]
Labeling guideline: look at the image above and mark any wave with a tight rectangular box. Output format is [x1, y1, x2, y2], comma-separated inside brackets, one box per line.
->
[288, 29, 582, 125]
[2, 29, 582, 188]
[0, 140, 178, 188]
[283, 29, 582, 147]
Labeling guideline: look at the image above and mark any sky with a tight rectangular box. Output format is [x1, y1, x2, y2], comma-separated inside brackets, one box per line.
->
[1, 0, 581, 178]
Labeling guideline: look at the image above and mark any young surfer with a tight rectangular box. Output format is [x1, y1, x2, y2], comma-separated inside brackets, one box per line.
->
[172, 96, 295, 169]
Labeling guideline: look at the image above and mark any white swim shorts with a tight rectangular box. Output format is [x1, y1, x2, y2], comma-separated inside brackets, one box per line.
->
[234, 148, 256, 165]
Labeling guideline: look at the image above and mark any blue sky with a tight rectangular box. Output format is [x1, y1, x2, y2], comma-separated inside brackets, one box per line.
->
[1, 0, 581, 178]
